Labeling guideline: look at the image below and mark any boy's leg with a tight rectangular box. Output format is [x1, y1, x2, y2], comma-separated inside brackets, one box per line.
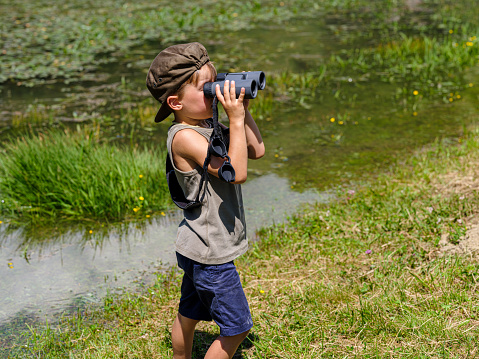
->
[172, 312, 200, 359]
[197, 261, 253, 359]
[204, 330, 250, 359]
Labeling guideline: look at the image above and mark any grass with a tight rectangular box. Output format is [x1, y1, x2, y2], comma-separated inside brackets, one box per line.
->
[2, 0, 479, 221]
[0, 128, 169, 223]
[6, 127, 479, 357]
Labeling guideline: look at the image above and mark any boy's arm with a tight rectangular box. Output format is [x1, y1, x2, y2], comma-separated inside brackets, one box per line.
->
[244, 107, 265, 160]
[171, 129, 231, 179]
[215, 80, 248, 183]
[172, 80, 249, 184]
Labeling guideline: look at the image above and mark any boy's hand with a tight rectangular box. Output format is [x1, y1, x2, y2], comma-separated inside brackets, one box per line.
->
[215, 80, 245, 124]
[241, 71, 250, 110]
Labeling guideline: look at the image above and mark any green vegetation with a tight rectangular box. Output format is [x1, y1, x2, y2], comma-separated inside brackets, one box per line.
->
[2, 0, 479, 219]
[0, 129, 168, 222]
[2, 0, 479, 357]
[8, 127, 479, 358]
[0, 0, 315, 86]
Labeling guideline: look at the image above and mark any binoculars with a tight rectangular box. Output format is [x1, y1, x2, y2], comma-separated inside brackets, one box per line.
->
[203, 71, 266, 99]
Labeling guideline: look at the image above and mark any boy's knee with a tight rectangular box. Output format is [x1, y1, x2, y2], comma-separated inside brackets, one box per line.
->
[219, 329, 250, 347]
[234, 329, 250, 342]
[241, 329, 250, 338]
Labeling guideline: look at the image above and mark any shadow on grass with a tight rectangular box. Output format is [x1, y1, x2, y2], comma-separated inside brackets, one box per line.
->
[191, 331, 258, 358]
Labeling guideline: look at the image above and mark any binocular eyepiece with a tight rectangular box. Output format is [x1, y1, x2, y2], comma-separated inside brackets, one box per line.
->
[203, 71, 266, 99]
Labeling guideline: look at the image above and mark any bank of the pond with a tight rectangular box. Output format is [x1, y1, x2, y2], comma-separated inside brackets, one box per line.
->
[0, 129, 169, 223]
[7, 127, 479, 358]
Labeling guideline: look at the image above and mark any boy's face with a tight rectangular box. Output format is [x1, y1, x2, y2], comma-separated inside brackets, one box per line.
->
[179, 65, 215, 120]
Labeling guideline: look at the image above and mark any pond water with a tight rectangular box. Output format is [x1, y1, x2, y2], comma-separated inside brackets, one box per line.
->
[0, 174, 331, 326]
[1, 13, 479, 338]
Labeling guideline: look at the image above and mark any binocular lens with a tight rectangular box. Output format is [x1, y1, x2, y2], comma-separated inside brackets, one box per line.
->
[254, 71, 266, 90]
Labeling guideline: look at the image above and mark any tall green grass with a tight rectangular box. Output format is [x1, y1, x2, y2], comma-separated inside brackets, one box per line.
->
[10, 128, 479, 358]
[0, 129, 169, 222]
[330, 32, 479, 95]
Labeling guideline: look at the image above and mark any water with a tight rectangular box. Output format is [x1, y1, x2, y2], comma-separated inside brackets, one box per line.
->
[0, 174, 330, 325]
[1, 12, 479, 337]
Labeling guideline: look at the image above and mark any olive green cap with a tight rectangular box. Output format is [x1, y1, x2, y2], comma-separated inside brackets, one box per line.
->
[146, 42, 210, 123]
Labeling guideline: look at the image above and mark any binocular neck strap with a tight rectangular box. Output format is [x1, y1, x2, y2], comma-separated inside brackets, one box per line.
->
[193, 96, 219, 204]
[212, 96, 223, 142]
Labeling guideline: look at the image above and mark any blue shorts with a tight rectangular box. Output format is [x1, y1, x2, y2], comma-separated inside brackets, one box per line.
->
[176, 252, 253, 337]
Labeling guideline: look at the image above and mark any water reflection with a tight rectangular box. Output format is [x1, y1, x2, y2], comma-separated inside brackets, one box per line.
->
[0, 174, 331, 325]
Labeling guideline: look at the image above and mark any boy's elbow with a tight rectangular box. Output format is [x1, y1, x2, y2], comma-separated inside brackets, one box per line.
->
[249, 145, 265, 160]
[233, 174, 248, 184]
[255, 149, 265, 159]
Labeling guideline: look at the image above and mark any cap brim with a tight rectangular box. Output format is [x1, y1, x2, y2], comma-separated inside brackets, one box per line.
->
[154, 102, 172, 123]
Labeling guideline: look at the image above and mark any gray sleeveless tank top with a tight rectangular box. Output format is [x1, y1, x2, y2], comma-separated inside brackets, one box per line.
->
[167, 122, 247, 264]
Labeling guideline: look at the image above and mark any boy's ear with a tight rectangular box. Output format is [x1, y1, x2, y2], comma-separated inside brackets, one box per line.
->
[166, 95, 182, 111]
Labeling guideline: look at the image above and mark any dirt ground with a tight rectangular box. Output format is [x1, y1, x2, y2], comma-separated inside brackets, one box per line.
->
[433, 154, 479, 256]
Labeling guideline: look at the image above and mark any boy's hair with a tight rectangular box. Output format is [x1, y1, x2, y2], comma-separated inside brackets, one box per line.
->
[176, 62, 217, 100]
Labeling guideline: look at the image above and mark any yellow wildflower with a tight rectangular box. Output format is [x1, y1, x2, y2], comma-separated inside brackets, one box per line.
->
[139, 174, 144, 179]
[469, 83, 474, 87]
[260, 290, 265, 294]
[330, 117, 335, 122]
[89, 230, 93, 234]
[449, 98, 453, 102]
[139, 196, 144, 201]
[413, 112, 417, 116]
[413, 90, 419, 96]
[449, 29, 454, 34]
[466, 42, 473, 46]
[338, 121, 344, 125]
[161, 212, 166, 216]
[146, 215, 150, 218]
[133, 207, 140, 212]
[456, 95, 461, 99]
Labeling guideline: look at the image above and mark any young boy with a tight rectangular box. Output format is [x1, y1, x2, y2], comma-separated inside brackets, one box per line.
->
[146, 42, 265, 359]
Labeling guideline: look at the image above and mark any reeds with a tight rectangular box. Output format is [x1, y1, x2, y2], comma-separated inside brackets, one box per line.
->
[0, 129, 169, 222]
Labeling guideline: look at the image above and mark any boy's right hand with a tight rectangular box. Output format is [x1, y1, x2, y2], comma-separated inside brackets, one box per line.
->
[215, 80, 245, 125]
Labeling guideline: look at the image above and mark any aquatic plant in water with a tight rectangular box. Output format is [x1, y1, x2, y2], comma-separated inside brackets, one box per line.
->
[0, 129, 169, 222]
